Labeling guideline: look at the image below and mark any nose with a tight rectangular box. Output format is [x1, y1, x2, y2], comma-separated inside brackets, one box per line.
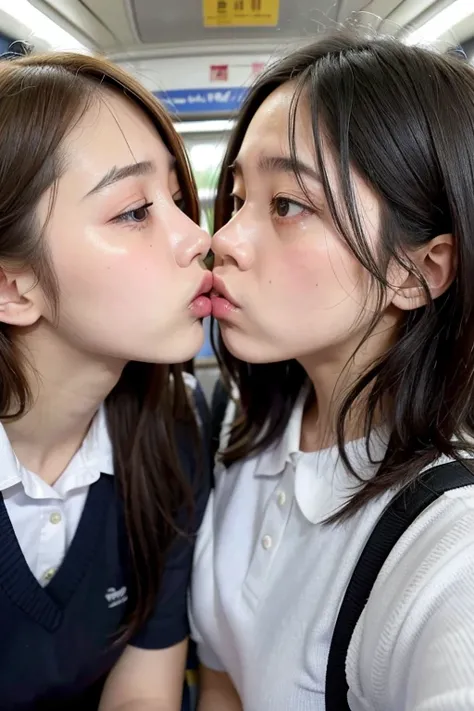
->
[212, 213, 255, 270]
[174, 219, 212, 268]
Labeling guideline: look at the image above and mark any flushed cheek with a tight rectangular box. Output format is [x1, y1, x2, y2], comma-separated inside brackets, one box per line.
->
[84, 225, 132, 256]
[272, 253, 325, 306]
[54, 231, 171, 294]
[283, 243, 364, 310]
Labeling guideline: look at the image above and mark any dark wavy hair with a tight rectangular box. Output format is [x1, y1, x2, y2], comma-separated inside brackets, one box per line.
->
[0, 52, 200, 637]
[213, 30, 474, 518]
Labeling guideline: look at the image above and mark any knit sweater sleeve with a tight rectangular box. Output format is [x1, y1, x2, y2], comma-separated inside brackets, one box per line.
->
[346, 486, 474, 711]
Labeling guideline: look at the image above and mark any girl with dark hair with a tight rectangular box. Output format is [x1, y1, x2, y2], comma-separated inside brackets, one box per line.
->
[191, 31, 474, 710]
[0, 52, 212, 709]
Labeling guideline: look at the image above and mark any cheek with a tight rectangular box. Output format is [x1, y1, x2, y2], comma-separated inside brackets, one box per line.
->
[50, 230, 175, 308]
[283, 238, 362, 300]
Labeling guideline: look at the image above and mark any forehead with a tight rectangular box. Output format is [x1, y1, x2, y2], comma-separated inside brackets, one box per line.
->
[62, 90, 172, 176]
[236, 80, 380, 234]
[238, 82, 315, 165]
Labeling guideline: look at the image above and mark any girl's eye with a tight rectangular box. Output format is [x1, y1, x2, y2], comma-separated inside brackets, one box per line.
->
[229, 194, 315, 220]
[271, 197, 306, 218]
[114, 202, 153, 224]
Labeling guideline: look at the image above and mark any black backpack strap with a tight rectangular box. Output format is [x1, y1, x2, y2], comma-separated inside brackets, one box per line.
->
[325, 460, 474, 711]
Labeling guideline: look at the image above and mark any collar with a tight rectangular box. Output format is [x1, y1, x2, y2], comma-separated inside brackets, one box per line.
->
[294, 430, 387, 523]
[254, 385, 310, 477]
[0, 404, 114, 499]
[251, 384, 388, 522]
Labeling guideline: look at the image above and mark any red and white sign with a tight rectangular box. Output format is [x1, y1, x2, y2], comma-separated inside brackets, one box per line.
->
[251, 62, 265, 76]
[210, 64, 229, 81]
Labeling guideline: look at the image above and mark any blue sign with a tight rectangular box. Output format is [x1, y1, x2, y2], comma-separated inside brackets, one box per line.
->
[154, 87, 247, 115]
[0, 33, 24, 57]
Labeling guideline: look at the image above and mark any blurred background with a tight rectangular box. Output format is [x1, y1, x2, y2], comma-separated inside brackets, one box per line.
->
[1, 0, 473, 399]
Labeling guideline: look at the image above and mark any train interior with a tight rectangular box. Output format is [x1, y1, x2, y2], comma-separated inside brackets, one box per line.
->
[1, 0, 472, 401]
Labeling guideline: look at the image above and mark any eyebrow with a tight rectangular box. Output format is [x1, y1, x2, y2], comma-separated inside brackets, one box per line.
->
[84, 154, 176, 198]
[230, 155, 321, 183]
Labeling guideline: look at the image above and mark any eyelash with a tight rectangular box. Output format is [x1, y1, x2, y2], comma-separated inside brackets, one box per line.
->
[112, 196, 186, 230]
[231, 194, 316, 221]
[270, 195, 315, 220]
[113, 202, 153, 229]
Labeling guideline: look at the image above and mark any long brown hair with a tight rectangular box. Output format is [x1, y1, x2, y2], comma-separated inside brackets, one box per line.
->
[0, 52, 200, 637]
[213, 31, 474, 518]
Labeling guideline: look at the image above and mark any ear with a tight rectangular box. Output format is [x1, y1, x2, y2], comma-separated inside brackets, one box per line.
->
[0, 267, 43, 327]
[391, 234, 455, 312]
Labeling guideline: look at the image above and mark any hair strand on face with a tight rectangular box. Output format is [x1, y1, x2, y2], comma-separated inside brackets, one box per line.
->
[212, 27, 474, 518]
[0, 52, 201, 640]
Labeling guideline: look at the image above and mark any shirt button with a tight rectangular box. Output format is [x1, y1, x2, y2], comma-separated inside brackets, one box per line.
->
[277, 491, 286, 507]
[262, 535, 272, 550]
[50, 512, 62, 525]
[43, 567, 56, 583]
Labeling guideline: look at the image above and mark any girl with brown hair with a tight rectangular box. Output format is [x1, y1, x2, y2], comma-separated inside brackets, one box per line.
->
[0, 51, 212, 709]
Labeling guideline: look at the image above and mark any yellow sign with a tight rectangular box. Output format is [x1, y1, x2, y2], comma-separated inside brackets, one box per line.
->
[203, 0, 279, 27]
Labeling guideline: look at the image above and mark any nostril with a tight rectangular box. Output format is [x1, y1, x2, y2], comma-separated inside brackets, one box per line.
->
[204, 250, 215, 269]
[221, 255, 240, 268]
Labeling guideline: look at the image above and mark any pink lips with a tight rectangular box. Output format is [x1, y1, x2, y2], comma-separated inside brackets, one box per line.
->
[210, 275, 240, 320]
[189, 271, 213, 318]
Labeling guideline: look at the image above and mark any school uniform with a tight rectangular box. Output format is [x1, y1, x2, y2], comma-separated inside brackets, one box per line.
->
[0, 375, 210, 710]
[190, 386, 474, 711]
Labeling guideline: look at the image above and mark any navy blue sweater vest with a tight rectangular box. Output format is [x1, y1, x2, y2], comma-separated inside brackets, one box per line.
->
[0, 475, 128, 709]
[0, 386, 212, 710]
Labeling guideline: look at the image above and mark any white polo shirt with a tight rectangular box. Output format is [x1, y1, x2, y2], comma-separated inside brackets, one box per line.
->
[0, 371, 199, 588]
[190, 389, 474, 711]
[0, 404, 113, 586]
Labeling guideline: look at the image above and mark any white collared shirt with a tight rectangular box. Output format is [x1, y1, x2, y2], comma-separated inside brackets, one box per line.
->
[190, 389, 474, 711]
[0, 405, 113, 586]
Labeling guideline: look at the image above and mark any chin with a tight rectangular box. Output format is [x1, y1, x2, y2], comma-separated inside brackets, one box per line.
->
[159, 323, 206, 364]
[126, 322, 205, 365]
[219, 325, 287, 364]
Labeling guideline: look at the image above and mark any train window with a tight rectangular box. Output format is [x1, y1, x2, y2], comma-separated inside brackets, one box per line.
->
[176, 122, 232, 233]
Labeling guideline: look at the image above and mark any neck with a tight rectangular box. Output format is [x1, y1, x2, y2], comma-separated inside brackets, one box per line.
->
[299, 314, 397, 451]
[3, 324, 124, 484]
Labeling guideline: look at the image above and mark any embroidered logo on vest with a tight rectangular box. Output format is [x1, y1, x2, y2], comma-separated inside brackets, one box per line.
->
[105, 586, 128, 608]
